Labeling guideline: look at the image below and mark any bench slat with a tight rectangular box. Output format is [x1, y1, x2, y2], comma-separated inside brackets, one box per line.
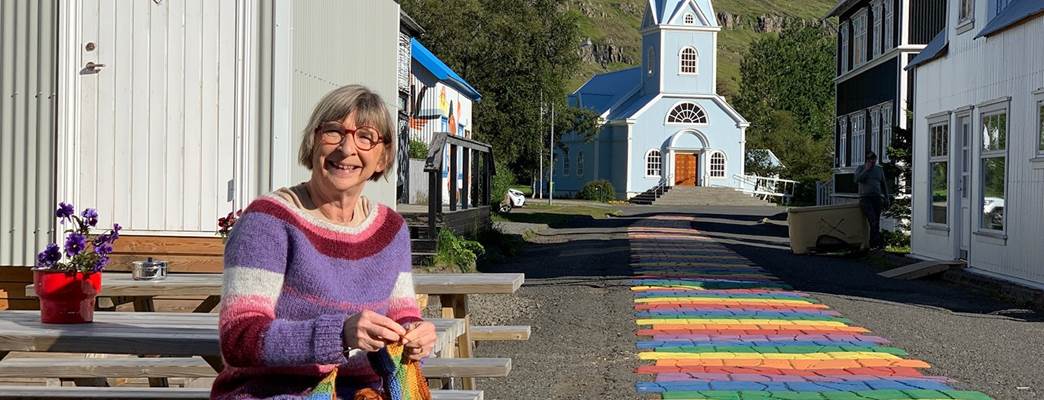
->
[423, 358, 511, 378]
[0, 387, 480, 400]
[470, 325, 531, 341]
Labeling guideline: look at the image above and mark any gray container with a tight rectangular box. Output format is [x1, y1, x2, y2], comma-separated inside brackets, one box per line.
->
[132, 258, 168, 281]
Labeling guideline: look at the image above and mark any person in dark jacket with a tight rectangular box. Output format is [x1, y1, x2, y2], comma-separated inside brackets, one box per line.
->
[854, 151, 890, 250]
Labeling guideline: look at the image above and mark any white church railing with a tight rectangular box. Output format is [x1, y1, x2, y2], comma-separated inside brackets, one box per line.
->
[733, 174, 798, 204]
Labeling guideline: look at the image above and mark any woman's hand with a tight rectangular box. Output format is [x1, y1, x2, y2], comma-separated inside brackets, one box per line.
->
[343, 310, 406, 352]
[401, 321, 436, 361]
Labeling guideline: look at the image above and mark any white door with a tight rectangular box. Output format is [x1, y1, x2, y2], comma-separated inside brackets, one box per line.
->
[956, 113, 972, 258]
[72, 0, 239, 235]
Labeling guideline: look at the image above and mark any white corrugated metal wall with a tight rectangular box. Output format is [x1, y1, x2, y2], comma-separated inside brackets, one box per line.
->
[288, 0, 400, 207]
[911, 6, 1044, 286]
[0, 0, 57, 267]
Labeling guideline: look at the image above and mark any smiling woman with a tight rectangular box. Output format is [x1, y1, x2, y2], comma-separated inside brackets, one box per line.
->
[213, 85, 436, 399]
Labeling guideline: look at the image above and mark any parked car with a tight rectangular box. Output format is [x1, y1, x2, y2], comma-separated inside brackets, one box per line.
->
[498, 189, 527, 213]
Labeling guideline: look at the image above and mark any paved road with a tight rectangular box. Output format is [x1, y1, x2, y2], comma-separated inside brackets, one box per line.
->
[468, 205, 1043, 399]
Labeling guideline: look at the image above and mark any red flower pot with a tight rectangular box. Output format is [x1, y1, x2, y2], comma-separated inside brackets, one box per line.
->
[33, 270, 102, 324]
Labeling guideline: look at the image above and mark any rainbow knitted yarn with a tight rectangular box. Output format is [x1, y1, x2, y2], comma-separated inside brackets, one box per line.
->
[367, 344, 432, 400]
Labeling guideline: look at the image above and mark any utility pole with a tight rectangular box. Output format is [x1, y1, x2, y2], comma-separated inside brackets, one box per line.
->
[548, 102, 555, 205]
[538, 95, 544, 199]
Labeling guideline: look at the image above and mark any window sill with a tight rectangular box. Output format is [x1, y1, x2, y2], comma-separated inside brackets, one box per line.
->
[956, 19, 975, 35]
[1032, 156, 1044, 169]
[973, 230, 1008, 245]
[644, 175, 662, 179]
[924, 224, 950, 235]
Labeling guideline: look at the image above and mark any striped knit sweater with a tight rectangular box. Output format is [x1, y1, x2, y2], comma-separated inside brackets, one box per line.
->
[211, 189, 423, 399]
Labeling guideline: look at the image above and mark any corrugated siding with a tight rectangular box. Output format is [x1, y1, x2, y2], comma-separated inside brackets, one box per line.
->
[75, 0, 238, 234]
[290, 0, 400, 206]
[0, 0, 56, 267]
[911, 13, 1044, 286]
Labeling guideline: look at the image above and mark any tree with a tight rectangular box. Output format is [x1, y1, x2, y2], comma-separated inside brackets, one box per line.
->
[401, 0, 589, 181]
[734, 25, 836, 188]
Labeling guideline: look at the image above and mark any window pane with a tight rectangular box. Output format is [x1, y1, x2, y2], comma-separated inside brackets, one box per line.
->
[1039, 104, 1043, 152]
[981, 157, 1006, 230]
[930, 161, 948, 224]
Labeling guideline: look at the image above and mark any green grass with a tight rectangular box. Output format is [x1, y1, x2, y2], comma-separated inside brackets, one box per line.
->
[493, 202, 620, 227]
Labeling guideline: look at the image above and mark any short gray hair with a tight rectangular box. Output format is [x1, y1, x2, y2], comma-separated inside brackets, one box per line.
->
[298, 85, 396, 181]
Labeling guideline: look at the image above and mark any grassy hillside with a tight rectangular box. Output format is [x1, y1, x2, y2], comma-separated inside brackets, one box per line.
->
[565, 0, 835, 96]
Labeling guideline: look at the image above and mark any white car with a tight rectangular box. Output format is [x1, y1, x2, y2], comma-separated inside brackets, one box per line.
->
[507, 189, 526, 207]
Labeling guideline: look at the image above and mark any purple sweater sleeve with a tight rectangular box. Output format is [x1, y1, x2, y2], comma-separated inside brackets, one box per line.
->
[219, 208, 348, 368]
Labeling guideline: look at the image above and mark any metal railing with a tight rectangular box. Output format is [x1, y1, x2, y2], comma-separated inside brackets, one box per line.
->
[816, 179, 834, 205]
[732, 174, 798, 204]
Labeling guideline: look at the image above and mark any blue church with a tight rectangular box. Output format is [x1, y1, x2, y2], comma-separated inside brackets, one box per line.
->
[555, 0, 749, 199]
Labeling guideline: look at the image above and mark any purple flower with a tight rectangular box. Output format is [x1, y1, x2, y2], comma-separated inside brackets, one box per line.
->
[81, 208, 98, 227]
[36, 243, 61, 268]
[112, 223, 122, 240]
[94, 242, 113, 257]
[64, 233, 87, 257]
[56, 202, 75, 223]
[92, 254, 109, 272]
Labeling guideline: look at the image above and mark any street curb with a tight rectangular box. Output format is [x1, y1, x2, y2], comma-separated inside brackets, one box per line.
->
[941, 268, 1044, 312]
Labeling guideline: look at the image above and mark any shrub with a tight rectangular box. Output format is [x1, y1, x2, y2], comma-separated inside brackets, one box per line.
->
[882, 229, 910, 251]
[577, 180, 616, 202]
[490, 160, 516, 204]
[434, 228, 485, 273]
[408, 139, 429, 159]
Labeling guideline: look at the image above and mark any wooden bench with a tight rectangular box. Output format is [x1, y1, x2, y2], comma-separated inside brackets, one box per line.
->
[470, 325, 531, 342]
[0, 386, 483, 400]
[0, 356, 511, 379]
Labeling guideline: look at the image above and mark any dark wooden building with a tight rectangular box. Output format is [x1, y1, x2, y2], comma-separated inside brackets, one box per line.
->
[825, 0, 947, 202]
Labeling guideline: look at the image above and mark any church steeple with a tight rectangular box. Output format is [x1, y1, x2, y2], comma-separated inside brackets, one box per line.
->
[639, 0, 721, 96]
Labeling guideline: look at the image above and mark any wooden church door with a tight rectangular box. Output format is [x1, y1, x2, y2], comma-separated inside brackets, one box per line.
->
[674, 153, 699, 186]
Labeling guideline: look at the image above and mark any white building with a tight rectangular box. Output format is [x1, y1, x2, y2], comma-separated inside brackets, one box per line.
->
[908, 0, 1044, 287]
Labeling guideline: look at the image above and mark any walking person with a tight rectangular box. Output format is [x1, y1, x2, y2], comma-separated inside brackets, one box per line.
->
[854, 151, 890, 251]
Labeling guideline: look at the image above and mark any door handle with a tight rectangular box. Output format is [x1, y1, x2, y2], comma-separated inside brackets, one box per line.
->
[83, 62, 105, 73]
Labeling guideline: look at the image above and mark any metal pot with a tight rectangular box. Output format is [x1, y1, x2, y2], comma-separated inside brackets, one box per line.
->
[132, 258, 167, 281]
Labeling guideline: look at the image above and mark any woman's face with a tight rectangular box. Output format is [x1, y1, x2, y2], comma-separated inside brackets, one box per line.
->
[312, 112, 386, 196]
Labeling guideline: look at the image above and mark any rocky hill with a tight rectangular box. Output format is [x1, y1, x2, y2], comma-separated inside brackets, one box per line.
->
[565, 0, 836, 98]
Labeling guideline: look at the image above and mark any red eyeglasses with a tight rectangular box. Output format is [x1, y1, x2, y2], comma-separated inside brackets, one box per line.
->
[315, 121, 383, 151]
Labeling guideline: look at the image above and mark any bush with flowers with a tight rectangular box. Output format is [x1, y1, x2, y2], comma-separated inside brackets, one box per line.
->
[35, 202, 122, 273]
[217, 209, 243, 243]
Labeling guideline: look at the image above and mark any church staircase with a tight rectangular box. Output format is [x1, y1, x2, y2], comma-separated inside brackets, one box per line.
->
[629, 185, 672, 205]
[640, 186, 774, 207]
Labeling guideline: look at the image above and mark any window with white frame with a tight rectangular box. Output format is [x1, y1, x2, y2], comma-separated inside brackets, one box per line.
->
[646, 150, 662, 176]
[884, 0, 894, 50]
[838, 117, 849, 167]
[680, 47, 699, 74]
[577, 152, 584, 176]
[872, 0, 883, 57]
[684, 13, 694, 24]
[870, 108, 881, 158]
[881, 103, 893, 162]
[647, 47, 656, 78]
[563, 149, 570, 176]
[839, 22, 850, 73]
[980, 108, 1008, 231]
[851, 112, 866, 165]
[853, 10, 868, 67]
[710, 152, 726, 177]
[957, 112, 972, 199]
[667, 102, 708, 124]
[959, 0, 974, 24]
[1037, 96, 1044, 154]
[928, 121, 949, 225]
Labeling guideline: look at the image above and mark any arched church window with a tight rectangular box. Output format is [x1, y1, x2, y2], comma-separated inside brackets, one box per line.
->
[710, 152, 726, 177]
[563, 149, 570, 176]
[577, 152, 584, 176]
[646, 150, 662, 176]
[646, 48, 656, 78]
[684, 13, 695, 25]
[680, 47, 698, 74]
[667, 102, 708, 124]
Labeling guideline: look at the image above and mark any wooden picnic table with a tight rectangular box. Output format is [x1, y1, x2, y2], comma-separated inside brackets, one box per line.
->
[0, 311, 465, 373]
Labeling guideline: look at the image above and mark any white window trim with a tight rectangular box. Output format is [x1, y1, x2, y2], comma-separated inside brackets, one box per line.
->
[926, 116, 950, 227]
[870, 108, 881, 160]
[881, 102, 893, 162]
[871, 0, 883, 58]
[664, 101, 709, 125]
[976, 100, 1010, 234]
[709, 151, 727, 178]
[957, 0, 975, 34]
[679, 47, 699, 75]
[577, 151, 584, 177]
[852, 9, 868, 67]
[1035, 89, 1044, 159]
[684, 13, 695, 25]
[838, 117, 849, 167]
[883, 0, 894, 51]
[839, 22, 850, 74]
[645, 149, 663, 177]
[850, 111, 866, 166]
